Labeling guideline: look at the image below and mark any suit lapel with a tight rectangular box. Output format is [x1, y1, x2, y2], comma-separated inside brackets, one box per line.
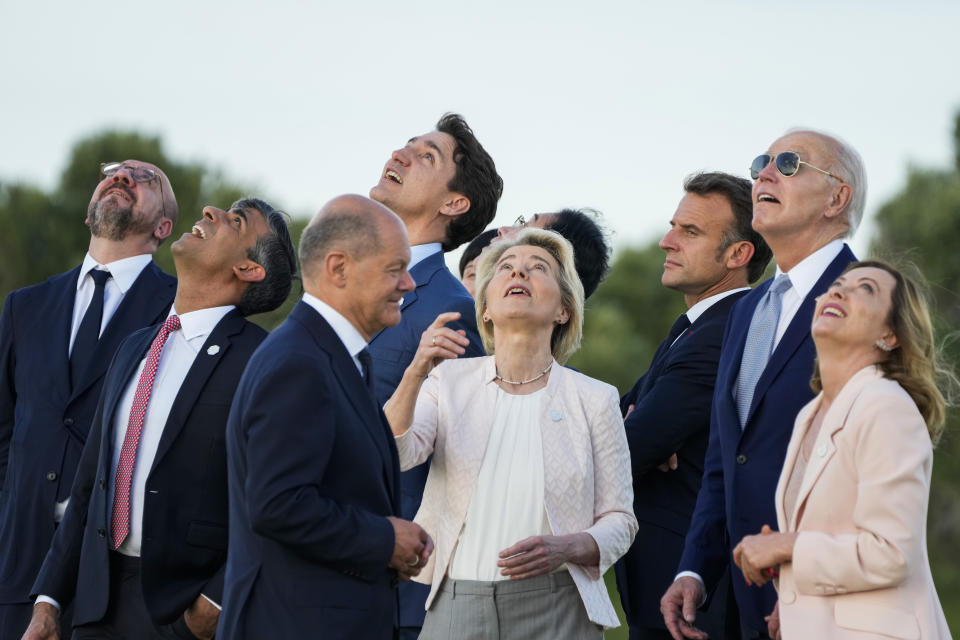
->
[449, 358, 500, 524]
[746, 246, 856, 426]
[293, 303, 397, 496]
[48, 268, 82, 406]
[70, 262, 175, 402]
[101, 327, 157, 453]
[789, 366, 881, 529]
[149, 310, 245, 472]
[368, 253, 441, 343]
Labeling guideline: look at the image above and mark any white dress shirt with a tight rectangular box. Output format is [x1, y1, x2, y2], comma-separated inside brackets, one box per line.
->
[408, 242, 442, 271]
[69, 253, 154, 355]
[300, 293, 368, 375]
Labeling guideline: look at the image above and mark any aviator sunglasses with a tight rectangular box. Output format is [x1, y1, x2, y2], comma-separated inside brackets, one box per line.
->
[749, 152, 845, 183]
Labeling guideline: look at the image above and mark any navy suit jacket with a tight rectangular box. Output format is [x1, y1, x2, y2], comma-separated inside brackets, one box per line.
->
[367, 250, 483, 627]
[614, 291, 745, 634]
[678, 244, 856, 633]
[31, 308, 266, 626]
[0, 261, 175, 605]
[220, 301, 401, 640]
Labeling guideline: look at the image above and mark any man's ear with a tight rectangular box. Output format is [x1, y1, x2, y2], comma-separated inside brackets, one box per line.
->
[153, 216, 174, 242]
[233, 260, 266, 283]
[823, 183, 853, 221]
[439, 193, 470, 218]
[723, 240, 755, 271]
[325, 250, 349, 288]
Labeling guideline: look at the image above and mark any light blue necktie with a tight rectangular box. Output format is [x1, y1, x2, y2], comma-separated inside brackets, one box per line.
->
[736, 274, 792, 428]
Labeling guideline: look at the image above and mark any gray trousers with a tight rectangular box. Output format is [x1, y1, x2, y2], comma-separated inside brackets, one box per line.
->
[419, 571, 603, 640]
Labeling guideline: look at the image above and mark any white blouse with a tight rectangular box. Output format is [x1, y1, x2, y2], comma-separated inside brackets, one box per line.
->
[448, 388, 551, 581]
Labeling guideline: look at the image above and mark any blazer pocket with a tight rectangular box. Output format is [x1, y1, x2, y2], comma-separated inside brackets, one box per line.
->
[834, 600, 920, 639]
[185, 521, 227, 551]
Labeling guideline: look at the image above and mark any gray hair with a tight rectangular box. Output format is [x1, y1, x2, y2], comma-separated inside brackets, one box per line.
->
[298, 209, 383, 281]
[786, 128, 867, 237]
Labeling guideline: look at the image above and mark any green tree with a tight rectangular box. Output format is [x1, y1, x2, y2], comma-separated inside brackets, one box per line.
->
[870, 111, 960, 625]
[0, 130, 304, 330]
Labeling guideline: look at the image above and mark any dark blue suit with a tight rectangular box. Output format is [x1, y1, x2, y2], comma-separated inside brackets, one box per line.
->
[0, 262, 175, 636]
[678, 245, 855, 635]
[367, 250, 483, 631]
[30, 309, 265, 629]
[221, 301, 401, 640]
[615, 291, 746, 639]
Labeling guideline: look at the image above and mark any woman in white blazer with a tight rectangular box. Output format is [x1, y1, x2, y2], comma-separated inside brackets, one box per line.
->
[733, 261, 952, 639]
[384, 228, 637, 639]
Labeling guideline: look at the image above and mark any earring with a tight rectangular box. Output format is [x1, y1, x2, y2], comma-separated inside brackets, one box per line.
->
[875, 338, 893, 352]
[482, 313, 490, 323]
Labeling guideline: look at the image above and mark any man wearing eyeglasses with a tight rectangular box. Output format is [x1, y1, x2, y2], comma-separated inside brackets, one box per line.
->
[0, 160, 178, 638]
[660, 131, 863, 640]
[368, 114, 501, 640]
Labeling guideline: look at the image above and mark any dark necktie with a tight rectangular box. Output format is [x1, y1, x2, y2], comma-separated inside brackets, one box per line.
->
[357, 348, 375, 392]
[70, 269, 112, 387]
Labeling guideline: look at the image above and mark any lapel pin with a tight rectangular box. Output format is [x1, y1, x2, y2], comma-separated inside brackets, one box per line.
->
[549, 409, 563, 422]
[207, 345, 220, 356]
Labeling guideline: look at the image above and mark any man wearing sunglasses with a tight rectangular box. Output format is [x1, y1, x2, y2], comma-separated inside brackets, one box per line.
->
[0, 160, 178, 639]
[662, 130, 864, 640]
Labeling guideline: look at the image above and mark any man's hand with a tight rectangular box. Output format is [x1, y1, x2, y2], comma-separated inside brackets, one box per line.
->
[20, 602, 60, 640]
[765, 600, 781, 640]
[660, 576, 708, 640]
[388, 516, 434, 581]
[183, 595, 220, 640]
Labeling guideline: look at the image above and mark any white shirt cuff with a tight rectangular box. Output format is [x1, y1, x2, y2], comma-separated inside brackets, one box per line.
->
[35, 595, 61, 611]
[200, 593, 221, 610]
[674, 571, 708, 607]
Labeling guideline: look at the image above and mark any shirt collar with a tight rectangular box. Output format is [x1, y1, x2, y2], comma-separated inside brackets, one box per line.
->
[168, 305, 235, 343]
[774, 239, 845, 300]
[301, 293, 368, 358]
[685, 287, 751, 324]
[78, 253, 154, 294]
[408, 243, 442, 270]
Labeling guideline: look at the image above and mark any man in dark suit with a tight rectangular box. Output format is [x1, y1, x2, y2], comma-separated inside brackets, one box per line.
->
[369, 114, 501, 639]
[0, 160, 179, 638]
[220, 195, 434, 640]
[22, 197, 296, 640]
[662, 130, 865, 640]
[614, 172, 771, 640]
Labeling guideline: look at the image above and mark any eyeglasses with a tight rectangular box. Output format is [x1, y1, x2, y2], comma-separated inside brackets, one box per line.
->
[99, 162, 160, 184]
[513, 214, 527, 226]
[749, 152, 845, 183]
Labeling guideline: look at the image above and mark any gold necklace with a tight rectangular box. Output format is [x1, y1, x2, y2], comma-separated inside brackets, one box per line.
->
[494, 361, 553, 385]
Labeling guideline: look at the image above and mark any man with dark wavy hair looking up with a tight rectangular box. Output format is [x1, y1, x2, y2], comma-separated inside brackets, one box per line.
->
[368, 114, 502, 639]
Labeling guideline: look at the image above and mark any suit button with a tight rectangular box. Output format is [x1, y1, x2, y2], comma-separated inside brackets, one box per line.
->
[781, 589, 796, 604]
[736, 454, 748, 465]
[63, 418, 74, 427]
[46, 471, 57, 481]
[97, 528, 106, 537]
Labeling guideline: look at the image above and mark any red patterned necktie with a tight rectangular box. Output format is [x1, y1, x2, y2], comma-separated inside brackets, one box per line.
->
[110, 314, 181, 549]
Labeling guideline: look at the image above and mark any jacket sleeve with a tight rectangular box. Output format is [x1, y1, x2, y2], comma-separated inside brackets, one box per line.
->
[791, 391, 930, 595]
[583, 386, 638, 578]
[394, 370, 440, 471]
[622, 331, 722, 475]
[242, 353, 395, 579]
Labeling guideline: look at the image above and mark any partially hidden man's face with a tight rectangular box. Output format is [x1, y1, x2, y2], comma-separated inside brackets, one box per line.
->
[659, 192, 737, 296]
[370, 130, 461, 221]
[86, 160, 167, 241]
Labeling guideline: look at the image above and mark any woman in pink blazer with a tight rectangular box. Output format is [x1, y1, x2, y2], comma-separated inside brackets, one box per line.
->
[384, 228, 637, 639]
[733, 261, 952, 639]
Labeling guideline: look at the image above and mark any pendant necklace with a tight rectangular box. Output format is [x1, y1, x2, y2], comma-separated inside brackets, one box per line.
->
[495, 361, 553, 385]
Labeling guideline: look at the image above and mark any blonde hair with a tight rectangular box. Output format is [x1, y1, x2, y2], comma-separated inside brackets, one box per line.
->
[474, 228, 584, 364]
[811, 260, 955, 445]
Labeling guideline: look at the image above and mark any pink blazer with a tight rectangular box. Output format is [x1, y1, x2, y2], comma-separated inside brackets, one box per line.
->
[395, 356, 637, 628]
[774, 365, 950, 639]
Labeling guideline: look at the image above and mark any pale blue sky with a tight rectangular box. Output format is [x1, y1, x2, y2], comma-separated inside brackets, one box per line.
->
[3, 0, 959, 265]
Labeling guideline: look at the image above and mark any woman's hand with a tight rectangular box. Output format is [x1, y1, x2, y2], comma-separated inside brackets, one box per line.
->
[733, 525, 797, 587]
[497, 533, 599, 580]
[765, 601, 781, 640]
[407, 312, 470, 379]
